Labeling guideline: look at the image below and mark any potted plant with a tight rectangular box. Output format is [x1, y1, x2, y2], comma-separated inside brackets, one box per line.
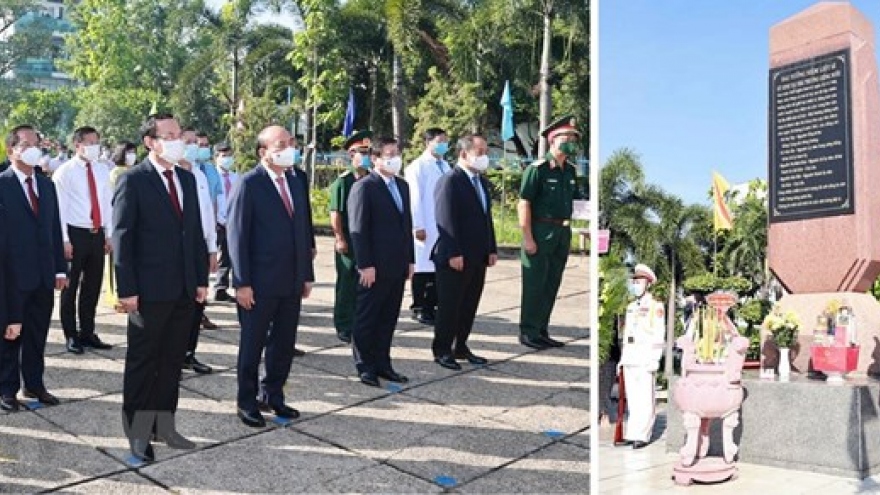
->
[762, 306, 800, 379]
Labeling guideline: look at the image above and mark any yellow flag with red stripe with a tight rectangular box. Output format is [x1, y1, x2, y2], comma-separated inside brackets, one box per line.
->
[712, 171, 733, 231]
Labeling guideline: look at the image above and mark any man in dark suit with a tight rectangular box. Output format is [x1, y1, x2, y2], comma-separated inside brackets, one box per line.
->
[112, 113, 209, 462]
[0, 205, 23, 373]
[0, 125, 68, 411]
[431, 134, 498, 370]
[228, 125, 315, 428]
[347, 137, 414, 387]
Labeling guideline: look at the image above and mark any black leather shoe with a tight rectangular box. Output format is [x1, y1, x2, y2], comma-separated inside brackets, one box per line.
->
[81, 334, 112, 350]
[337, 333, 351, 344]
[201, 315, 219, 330]
[129, 438, 155, 462]
[237, 408, 266, 428]
[183, 355, 213, 374]
[359, 372, 380, 387]
[454, 351, 488, 365]
[259, 401, 300, 419]
[66, 338, 84, 354]
[434, 355, 462, 370]
[214, 290, 233, 302]
[539, 335, 565, 348]
[614, 440, 634, 447]
[378, 369, 409, 383]
[420, 311, 436, 325]
[520, 335, 551, 350]
[156, 430, 196, 450]
[0, 396, 20, 412]
[293, 348, 306, 357]
[632, 441, 649, 449]
[23, 389, 60, 406]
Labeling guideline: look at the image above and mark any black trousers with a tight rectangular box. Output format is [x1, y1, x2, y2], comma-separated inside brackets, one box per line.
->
[353, 275, 406, 375]
[236, 295, 301, 411]
[186, 301, 206, 355]
[215, 225, 232, 291]
[0, 287, 53, 396]
[432, 263, 487, 358]
[122, 296, 194, 441]
[60, 226, 105, 339]
[410, 272, 437, 314]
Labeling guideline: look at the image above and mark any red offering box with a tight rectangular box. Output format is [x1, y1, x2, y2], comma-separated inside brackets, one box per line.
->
[811, 345, 859, 373]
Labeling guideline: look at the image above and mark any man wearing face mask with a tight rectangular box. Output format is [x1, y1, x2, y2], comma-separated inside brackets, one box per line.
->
[182, 129, 220, 331]
[0, 125, 68, 411]
[329, 130, 373, 344]
[195, 131, 223, 215]
[617, 264, 665, 449]
[404, 128, 449, 325]
[113, 113, 209, 462]
[518, 115, 585, 350]
[227, 125, 315, 428]
[213, 142, 238, 303]
[53, 126, 115, 354]
[347, 137, 415, 387]
[431, 134, 497, 370]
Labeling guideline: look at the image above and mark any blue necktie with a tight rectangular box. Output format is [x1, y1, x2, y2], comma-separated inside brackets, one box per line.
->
[472, 175, 486, 212]
[388, 179, 403, 212]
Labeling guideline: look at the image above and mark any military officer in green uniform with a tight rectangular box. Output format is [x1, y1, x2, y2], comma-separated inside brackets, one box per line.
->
[518, 115, 584, 350]
[330, 131, 374, 343]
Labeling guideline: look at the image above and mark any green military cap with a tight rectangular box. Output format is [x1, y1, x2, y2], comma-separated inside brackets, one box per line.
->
[541, 115, 582, 140]
[343, 130, 373, 151]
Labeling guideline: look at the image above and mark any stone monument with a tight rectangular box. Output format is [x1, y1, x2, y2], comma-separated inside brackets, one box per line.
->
[766, 2, 880, 376]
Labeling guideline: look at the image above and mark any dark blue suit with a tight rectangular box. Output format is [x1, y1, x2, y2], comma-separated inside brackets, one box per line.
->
[112, 159, 208, 439]
[431, 167, 497, 357]
[0, 167, 66, 398]
[347, 171, 414, 375]
[228, 165, 315, 411]
[0, 206, 23, 337]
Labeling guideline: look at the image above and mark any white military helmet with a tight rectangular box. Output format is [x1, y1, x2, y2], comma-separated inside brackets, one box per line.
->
[632, 264, 657, 285]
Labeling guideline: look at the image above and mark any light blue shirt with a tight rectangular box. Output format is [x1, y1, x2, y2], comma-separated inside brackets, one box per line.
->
[197, 161, 223, 207]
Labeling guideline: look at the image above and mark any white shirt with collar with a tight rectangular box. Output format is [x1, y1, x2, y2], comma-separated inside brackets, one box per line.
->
[404, 150, 448, 273]
[217, 168, 239, 226]
[176, 165, 218, 254]
[52, 155, 114, 242]
[10, 164, 66, 279]
[263, 162, 295, 215]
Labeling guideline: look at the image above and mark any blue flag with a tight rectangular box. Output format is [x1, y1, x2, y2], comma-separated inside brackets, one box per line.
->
[342, 88, 356, 137]
[500, 81, 514, 141]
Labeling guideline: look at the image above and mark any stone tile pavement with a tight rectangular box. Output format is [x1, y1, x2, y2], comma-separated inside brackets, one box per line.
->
[0, 237, 589, 493]
[597, 407, 880, 494]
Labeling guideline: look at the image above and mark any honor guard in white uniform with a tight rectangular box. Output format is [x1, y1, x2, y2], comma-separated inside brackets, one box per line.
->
[618, 263, 665, 449]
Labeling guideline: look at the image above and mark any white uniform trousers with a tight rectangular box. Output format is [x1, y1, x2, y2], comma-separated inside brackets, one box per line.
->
[623, 366, 656, 443]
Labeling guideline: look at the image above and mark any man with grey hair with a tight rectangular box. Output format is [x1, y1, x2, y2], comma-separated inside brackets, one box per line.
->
[431, 134, 497, 370]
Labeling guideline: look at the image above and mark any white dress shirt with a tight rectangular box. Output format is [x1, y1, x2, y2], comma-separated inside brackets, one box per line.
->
[11, 165, 66, 278]
[404, 150, 448, 273]
[53, 155, 114, 242]
[263, 163, 295, 215]
[216, 169, 238, 226]
[177, 165, 218, 254]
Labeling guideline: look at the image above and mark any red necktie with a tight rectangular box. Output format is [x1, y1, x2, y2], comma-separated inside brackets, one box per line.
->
[25, 176, 39, 215]
[224, 172, 232, 196]
[275, 176, 294, 218]
[85, 162, 102, 229]
[162, 169, 182, 219]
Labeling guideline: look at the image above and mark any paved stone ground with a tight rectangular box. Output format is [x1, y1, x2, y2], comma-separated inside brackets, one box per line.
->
[0, 237, 589, 494]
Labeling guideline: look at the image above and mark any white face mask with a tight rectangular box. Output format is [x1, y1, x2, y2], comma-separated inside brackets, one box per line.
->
[218, 156, 234, 170]
[382, 156, 402, 174]
[629, 280, 648, 298]
[82, 144, 101, 162]
[470, 155, 490, 172]
[125, 152, 137, 166]
[269, 147, 296, 168]
[19, 146, 42, 167]
[159, 139, 186, 163]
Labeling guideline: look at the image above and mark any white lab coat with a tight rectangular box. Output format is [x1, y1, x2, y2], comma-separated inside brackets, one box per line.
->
[188, 166, 218, 254]
[216, 169, 239, 227]
[404, 151, 450, 273]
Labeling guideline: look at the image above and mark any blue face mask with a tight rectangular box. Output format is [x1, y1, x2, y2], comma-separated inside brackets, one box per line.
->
[359, 155, 372, 169]
[197, 147, 211, 162]
[218, 156, 234, 170]
[434, 142, 449, 155]
[183, 144, 199, 164]
[628, 281, 647, 298]
[292, 149, 302, 165]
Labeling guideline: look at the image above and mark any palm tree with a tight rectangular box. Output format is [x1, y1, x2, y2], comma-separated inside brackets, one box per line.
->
[723, 180, 769, 296]
[599, 148, 646, 254]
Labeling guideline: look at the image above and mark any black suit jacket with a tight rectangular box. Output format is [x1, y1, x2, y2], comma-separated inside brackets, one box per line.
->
[112, 159, 209, 302]
[347, 171, 414, 279]
[0, 167, 67, 292]
[0, 206, 22, 326]
[227, 166, 315, 298]
[432, 167, 497, 268]
[292, 167, 316, 250]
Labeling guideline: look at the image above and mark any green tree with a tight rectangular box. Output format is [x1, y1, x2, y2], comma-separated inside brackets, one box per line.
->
[0, 1, 53, 78]
[6, 88, 78, 140]
[225, 91, 298, 172]
[599, 148, 646, 254]
[722, 180, 769, 296]
[74, 86, 155, 145]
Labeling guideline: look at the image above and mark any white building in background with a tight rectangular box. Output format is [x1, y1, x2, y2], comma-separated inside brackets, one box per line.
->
[1, 0, 75, 90]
